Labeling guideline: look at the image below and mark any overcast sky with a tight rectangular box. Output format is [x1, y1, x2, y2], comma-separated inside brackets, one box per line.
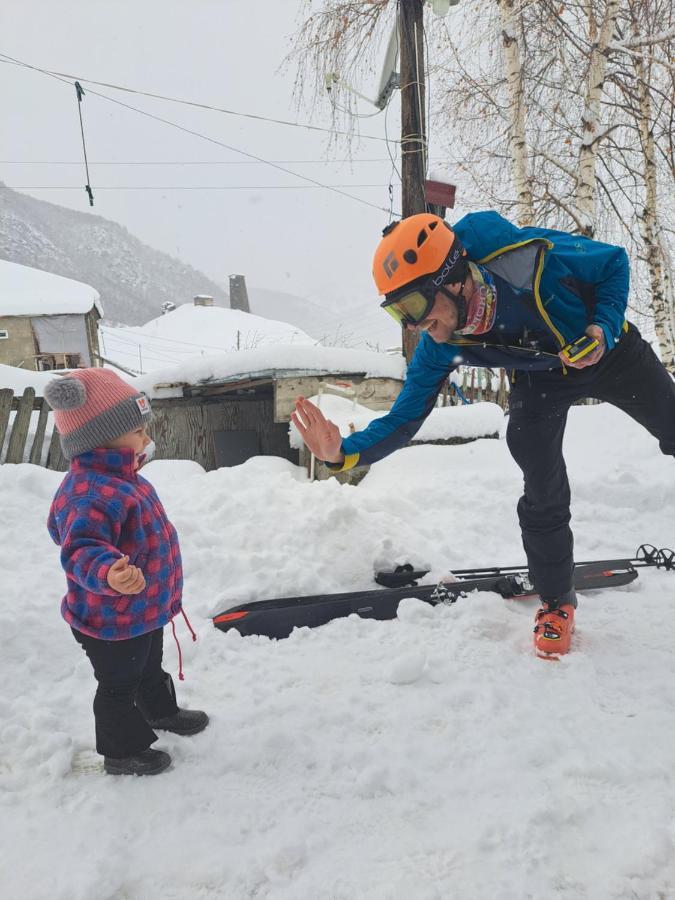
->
[0, 0, 426, 326]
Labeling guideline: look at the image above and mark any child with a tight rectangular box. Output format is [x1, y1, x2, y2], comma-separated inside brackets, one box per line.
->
[45, 368, 208, 776]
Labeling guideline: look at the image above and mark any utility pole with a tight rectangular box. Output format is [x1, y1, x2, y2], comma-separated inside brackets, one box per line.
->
[400, 0, 427, 220]
[399, 0, 427, 362]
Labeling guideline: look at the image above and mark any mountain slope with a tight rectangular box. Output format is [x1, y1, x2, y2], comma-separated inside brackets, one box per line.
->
[0, 182, 228, 325]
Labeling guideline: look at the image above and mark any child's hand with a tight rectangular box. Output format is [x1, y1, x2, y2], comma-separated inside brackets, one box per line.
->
[107, 555, 146, 595]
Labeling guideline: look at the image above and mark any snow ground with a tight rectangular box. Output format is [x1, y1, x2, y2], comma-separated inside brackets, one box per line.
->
[1, 403, 674, 899]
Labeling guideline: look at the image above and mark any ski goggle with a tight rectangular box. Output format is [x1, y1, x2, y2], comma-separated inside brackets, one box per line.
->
[380, 283, 437, 327]
[380, 281, 468, 328]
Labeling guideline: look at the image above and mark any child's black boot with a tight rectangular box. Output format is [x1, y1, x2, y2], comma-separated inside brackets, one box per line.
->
[146, 709, 209, 736]
[104, 748, 171, 776]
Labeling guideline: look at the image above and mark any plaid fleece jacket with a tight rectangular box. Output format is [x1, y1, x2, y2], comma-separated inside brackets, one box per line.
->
[47, 448, 183, 640]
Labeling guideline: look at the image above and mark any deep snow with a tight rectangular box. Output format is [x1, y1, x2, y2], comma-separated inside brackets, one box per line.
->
[1, 403, 673, 899]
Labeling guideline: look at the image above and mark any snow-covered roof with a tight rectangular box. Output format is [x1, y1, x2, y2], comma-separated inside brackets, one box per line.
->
[0, 344, 405, 401]
[99, 303, 316, 373]
[0, 362, 59, 396]
[132, 345, 407, 398]
[0, 259, 102, 317]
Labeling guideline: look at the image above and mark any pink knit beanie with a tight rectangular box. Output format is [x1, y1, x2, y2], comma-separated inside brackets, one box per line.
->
[44, 368, 152, 459]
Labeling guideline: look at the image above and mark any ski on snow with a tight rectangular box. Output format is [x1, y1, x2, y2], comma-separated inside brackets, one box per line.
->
[212, 544, 673, 640]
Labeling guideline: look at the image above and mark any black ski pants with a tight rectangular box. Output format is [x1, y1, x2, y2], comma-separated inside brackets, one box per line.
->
[506, 323, 675, 603]
[72, 626, 179, 758]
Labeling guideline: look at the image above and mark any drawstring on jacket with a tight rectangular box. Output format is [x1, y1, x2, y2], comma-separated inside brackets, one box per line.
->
[171, 609, 198, 681]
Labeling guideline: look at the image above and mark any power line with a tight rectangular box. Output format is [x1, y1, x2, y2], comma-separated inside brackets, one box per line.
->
[0, 50, 400, 216]
[0, 53, 397, 144]
[0, 158, 450, 166]
[0, 184, 399, 191]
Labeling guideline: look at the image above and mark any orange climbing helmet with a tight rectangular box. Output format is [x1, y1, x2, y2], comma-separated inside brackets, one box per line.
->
[372, 213, 467, 297]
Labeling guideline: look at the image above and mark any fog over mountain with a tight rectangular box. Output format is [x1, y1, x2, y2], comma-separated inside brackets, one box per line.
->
[0, 183, 399, 349]
[0, 182, 228, 325]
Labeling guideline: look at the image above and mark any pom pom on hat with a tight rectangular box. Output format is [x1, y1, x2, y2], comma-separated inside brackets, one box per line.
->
[44, 375, 87, 411]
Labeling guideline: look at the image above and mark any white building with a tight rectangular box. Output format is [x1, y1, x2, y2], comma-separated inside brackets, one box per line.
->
[0, 260, 102, 371]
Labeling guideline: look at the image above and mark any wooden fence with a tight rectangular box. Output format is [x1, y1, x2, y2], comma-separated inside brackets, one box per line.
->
[448, 368, 509, 408]
[0, 388, 67, 469]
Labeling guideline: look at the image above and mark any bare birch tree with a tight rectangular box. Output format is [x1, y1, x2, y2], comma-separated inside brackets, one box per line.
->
[576, 0, 622, 235]
[496, 0, 533, 225]
[432, 0, 674, 365]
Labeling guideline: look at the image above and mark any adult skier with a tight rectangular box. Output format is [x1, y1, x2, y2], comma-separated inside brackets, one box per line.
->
[292, 211, 675, 658]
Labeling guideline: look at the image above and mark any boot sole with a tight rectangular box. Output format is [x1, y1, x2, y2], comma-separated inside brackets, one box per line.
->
[148, 723, 207, 736]
[104, 757, 172, 776]
[148, 714, 209, 736]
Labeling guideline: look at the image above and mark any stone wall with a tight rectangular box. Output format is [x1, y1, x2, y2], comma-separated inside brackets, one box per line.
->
[0, 317, 37, 369]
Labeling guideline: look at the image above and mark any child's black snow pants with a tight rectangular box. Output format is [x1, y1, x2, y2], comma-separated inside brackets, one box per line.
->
[72, 626, 179, 758]
[506, 323, 675, 604]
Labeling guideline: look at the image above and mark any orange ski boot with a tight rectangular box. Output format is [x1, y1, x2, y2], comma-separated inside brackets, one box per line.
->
[533, 603, 575, 659]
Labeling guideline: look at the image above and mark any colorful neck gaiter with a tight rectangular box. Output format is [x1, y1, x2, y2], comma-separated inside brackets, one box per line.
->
[455, 263, 497, 336]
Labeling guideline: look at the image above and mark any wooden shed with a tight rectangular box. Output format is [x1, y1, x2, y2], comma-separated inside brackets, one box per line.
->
[142, 354, 405, 471]
[0, 260, 102, 371]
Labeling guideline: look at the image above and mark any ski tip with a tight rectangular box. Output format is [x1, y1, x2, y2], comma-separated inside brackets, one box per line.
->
[213, 610, 249, 625]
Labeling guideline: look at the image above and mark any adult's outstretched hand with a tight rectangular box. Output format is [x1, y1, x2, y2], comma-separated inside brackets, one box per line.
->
[291, 396, 344, 465]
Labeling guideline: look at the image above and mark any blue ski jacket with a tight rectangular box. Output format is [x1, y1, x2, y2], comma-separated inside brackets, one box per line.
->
[336, 211, 629, 470]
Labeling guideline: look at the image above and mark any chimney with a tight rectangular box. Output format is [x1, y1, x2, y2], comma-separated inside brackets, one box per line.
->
[229, 274, 250, 313]
[193, 294, 214, 307]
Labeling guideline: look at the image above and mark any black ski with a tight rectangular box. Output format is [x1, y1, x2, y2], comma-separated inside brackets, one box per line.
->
[374, 543, 675, 588]
[213, 559, 641, 640]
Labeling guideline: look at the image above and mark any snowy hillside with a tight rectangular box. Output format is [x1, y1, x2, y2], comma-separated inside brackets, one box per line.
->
[0, 183, 228, 325]
[248, 286, 402, 353]
[1, 402, 674, 899]
[99, 303, 317, 373]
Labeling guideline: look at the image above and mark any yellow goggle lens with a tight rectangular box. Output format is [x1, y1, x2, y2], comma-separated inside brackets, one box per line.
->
[381, 291, 431, 326]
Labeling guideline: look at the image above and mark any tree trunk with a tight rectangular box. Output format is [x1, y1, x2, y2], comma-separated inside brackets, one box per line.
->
[498, 0, 533, 226]
[631, 16, 675, 372]
[660, 234, 675, 369]
[576, 0, 621, 236]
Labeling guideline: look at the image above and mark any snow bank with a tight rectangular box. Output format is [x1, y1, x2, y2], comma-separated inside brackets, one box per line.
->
[414, 401, 503, 441]
[289, 395, 503, 449]
[0, 362, 57, 396]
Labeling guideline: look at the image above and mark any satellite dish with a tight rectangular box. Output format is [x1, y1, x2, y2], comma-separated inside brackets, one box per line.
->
[374, 23, 400, 110]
